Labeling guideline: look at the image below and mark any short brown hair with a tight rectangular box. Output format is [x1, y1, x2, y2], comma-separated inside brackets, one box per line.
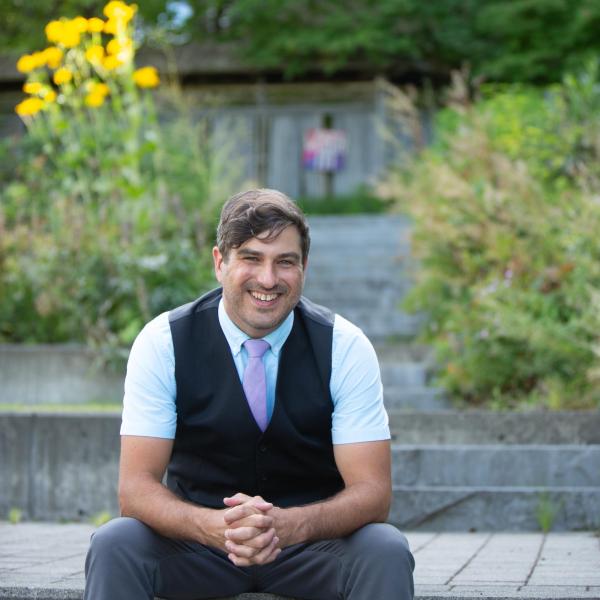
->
[216, 189, 310, 261]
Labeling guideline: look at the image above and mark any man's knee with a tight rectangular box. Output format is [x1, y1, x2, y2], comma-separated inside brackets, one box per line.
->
[347, 523, 415, 571]
[86, 517, 154, 569]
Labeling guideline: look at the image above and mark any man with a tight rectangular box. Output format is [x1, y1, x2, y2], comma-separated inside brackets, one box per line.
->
[85, 188, 414, 599]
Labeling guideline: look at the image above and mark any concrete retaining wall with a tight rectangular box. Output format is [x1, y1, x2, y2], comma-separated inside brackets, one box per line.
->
[0, 412, 120, 520]
[0, 345, 124, 405]
[3, 411, 600, 529]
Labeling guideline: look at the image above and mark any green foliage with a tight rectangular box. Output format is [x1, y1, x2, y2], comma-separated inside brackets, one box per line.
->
[0, 6, 240, 358]
[386, 62, 600, 409]
[3, 1, 600, 84]
[535, 492, 559, 533]
[0, 89, 233, 356]
[8, 507, 23, 524]
[90, 510, 114, 526]
[297, 188, 392, 215]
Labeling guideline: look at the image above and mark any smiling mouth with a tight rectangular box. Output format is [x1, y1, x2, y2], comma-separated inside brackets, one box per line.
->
[249, 291, 280, 302]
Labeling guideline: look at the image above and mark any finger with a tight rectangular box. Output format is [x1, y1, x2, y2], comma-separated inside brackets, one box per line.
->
[251, 537, 281, 565]
[223, 503, 258, 523]
[226, 513, 273, 530]
[223, 503, 260, 524]
[223, 493, 252, 507]
[224, 538, 261, 559]
[246, 528, 277, 550]
[226, 527, 275, 548]
[249, 496, 274, 511]
[223, 504, 273, 525]
[228, 537, 281, 567]
[225, 526, 263, 543]
[224, 494, 273, 510]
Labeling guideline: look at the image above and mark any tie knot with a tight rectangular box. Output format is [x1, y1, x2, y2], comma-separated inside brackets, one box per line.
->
[244, 339, 270, 358]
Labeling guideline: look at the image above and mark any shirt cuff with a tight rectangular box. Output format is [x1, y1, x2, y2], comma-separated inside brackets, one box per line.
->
[332, 426, 391, 445]
[119, 423, 176, 439]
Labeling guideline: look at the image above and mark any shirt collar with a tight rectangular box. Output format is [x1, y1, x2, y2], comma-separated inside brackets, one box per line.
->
[218, 298, 294, 357]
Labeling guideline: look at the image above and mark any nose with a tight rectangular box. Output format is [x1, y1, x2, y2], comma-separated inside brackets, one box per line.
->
[256, 262, 277, 289]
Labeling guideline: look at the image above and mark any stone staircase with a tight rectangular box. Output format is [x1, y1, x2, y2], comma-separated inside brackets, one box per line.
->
[2, 214, 599, 532]
[305, 214, 447, 411]
[305, 214, 600, 531]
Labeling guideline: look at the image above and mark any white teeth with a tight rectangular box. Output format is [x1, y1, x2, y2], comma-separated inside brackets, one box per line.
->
[251, 292, 278, 302]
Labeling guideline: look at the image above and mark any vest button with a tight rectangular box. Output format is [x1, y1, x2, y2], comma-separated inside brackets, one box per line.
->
[261, 474, 268, 481]
[260, 445, 268, 452]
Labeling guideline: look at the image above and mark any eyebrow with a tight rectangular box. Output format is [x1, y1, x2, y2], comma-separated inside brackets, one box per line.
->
[237, 248, 301, 262]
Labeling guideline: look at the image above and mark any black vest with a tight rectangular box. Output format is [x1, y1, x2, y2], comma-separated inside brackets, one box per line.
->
[167, 288, 345, 508]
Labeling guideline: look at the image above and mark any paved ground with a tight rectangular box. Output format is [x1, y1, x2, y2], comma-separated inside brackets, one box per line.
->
[1, 523, 599, 599]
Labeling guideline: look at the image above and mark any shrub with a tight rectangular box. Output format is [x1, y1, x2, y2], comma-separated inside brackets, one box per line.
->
[296, 186, 393, 215]
[0, 2, 240, 362]
[384, 63, 600, 409]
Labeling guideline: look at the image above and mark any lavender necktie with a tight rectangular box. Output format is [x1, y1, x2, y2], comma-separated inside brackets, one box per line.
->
[242, 339, 270, 431]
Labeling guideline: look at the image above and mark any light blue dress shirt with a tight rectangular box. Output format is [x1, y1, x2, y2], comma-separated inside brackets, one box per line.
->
[121, 299, 390, 445]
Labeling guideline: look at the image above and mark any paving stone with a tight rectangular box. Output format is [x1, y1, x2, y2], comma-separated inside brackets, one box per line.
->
[2, 526, 600, 600]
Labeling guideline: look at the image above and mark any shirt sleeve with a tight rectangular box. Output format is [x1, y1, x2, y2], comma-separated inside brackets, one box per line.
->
[120, 311, 177, 439]
[330, 314, 391, 445]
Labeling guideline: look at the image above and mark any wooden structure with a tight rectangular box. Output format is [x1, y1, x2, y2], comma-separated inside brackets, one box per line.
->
[0, 43, 406, 198]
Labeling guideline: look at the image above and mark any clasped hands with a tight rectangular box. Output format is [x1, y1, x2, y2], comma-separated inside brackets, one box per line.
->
[220, 492, 282, 566]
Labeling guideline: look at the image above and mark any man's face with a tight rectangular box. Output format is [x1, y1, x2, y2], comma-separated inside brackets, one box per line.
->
[213, 225, 307, 338]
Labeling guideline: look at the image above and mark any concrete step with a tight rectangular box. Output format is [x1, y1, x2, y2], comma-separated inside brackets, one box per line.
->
[390, 444, 600, 487]
[384, 387, 449, 411]
[333, 308, 422, 339]
[380, 363, 428, 387]
[307, 213, 412, 232]
[375, 343, 433, 362]
[4, 412, 600, 529]
[305, 264, 409, 280]
[307, 242, 410, 257]
[304, 281, 409, 313]
[388, 410, 600, 444]
[389, 486, 600, 531]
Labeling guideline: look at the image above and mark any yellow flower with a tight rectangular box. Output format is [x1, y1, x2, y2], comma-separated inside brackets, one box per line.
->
[45, 20, 64, 44]
[72, 16, 88, 33]
[104, 19, 117, 34]
[107, 38, 133, 62]
[43, 46, 63, 69]
[16, 54, 37, 73]
[103, 1, 137, 23]
[60, 21, 81, 48]
[133, 66, 160, 88]
[23, 82, 43, 95]
[45, 19, 81, 47]
[87, 17, 105, 33]
[15, 97, 44, 117]
[106, 38, 126, 54]
[85, 45, 105, 63]
[91, 82, 110, 96]
[84, 92, 105, 107]
[33, 52, 47, 68]
[44, 90, 57, 103]
[102, 55, 123, 71]
[53, 67, 73, 85]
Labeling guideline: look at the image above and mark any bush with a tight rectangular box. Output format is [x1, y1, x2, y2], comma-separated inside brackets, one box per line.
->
[296, 187, 393, 215]
[0, 2, 240, 363]
[384, 62, 600, 409]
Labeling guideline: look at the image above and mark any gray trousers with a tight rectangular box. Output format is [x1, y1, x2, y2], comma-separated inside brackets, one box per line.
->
[84, 517, 414, 600]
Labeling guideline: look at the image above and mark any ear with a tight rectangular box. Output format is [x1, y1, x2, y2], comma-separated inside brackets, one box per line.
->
[212, 246, 224, 283]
